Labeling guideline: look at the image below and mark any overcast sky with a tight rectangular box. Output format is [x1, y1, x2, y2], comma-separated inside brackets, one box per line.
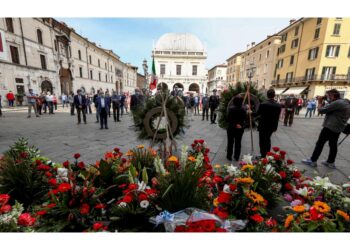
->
[58, 18, 291, 72]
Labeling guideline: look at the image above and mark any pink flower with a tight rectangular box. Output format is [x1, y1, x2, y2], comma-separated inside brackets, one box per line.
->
[283, 193, 293, 202]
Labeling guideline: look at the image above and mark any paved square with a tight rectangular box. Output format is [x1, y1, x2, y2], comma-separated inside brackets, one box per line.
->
[0, 107, 349, 184]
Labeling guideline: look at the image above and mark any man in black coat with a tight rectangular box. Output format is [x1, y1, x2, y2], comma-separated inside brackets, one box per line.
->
[130, 89, 144, 113]
[74, 89, 87, 124]
[256, 88, 281, 157]
[209, 89, 220, 124]
[284, 94, 297, 126]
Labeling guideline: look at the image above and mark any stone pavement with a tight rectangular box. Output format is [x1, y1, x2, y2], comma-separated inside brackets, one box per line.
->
[0, 107, 349, 184]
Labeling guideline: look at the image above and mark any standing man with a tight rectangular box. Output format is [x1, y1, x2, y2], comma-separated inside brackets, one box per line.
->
[120, 92, 126, 116]
[97, 91, 110, 129]
[74, 89, 87, 124]
[93, 90, 100, 122]
[111, 91, 121, 122]
[26, 89, 40, 118]
[194, 94, 200, 116]
[6, 90, 15, 107]
[0, 94, 3, 117]
[284, 94, 297, 126]
[130, 89, 143, 113]
[45, 92, 54, 115]
[68, 92, 75, 116]
[295, 97, 303, 115]
[61, 93, 67, 108]
[201, 93, 209, 121]
[256, 89, 281, 158]
[86, 94, 92, 114]
[209, 89, 220, 124]
[302, 89, 350, 168]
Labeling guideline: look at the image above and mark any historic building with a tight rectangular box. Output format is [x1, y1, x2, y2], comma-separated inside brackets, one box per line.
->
[152, 33, 208, 94]
[207, 64, 227, 93]
[272, 18, 350, 99]
[136, 73, 146, 90]
[226, 52, 242, 86]
[123, 63, 138, 94]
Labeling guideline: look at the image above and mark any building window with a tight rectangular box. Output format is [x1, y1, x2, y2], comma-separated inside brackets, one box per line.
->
[286, 72, 293, 83]
[290, 55, 295, 65]
[176, 65, 181, 75]
[90, 70, 93, 80]
[98, 59, 100, 67]
[9, 46, 20, 64]
[264, 64, 267, 73]
[316, 18, 322, 25]
[276, 74, 280, 82]
[277, 59, 284, 69]
[40, 54, 47, 70]
[192, 65, 197, 76]
[259, 54, 262, 61]
[308, 47, 319, 60]
[37, 29, 43, 45]
[314, 28, 320, 39]
[105, 62, 107, 69]
[105, 74, 107, 82]
[294, 26, 299, 36]
[54, 40, 58, 51]
[325, 45, 340, 57]
[6, 18, 14, 33]
[78, 50, 81, 60]
[322, 67, 336, 80]
[266, 50, 269, 58]
[281, 33, 288, 42]
[79, 67, 83, 78]
[278, 44, 286, 55]
[89, 55, 92, 64]
[291, 38, 299, 48]
[333, 23, 341, 35]
[98, 72, 101, 81]
[160, 64, 166, 75]
[305, 68, 315, 80]
[111, 65, 112, 72]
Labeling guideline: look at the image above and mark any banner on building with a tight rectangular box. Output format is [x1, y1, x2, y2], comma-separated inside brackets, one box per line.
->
[0, 29, 8, 61]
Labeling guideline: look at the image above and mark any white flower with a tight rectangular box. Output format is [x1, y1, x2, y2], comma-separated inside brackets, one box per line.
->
[342, 183, 350, 188]
[137, 181, 147, 191]
[242, 154, 253, 165]
[118, 202, 127, 208]
[223, 184, 231, 193]
[140, 200, 149, 209]
[295, 187, 308, 197]
[343, 197, 350, 204]
[56, 168, 68, 182]
[311, 176, 341, 191]
[265, 164, 275, 173]
[226, 164, 239, 176]
[154, 156, 166, 175]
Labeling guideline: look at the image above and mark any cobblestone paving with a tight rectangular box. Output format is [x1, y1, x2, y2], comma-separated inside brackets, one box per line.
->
[0, 107, 349, 184]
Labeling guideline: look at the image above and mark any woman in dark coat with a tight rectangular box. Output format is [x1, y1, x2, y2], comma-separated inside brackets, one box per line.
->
[226, 95, 247, 162]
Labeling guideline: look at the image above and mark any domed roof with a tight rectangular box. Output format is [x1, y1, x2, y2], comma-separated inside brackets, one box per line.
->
[155, 33, 205, 52]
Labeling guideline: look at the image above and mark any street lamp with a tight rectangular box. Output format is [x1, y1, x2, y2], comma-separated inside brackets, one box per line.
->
[142, 59, 148, 90]
[245, 63, 256, 154]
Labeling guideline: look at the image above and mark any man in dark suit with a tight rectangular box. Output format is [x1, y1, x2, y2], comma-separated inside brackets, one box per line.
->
[74, 89, 87, 124]
[111, 91, 121, 122]
[209, 89, 220, 124]
[201, 93, 209, 121]
[284, 94, 297, 126]
[130, 89, 144, 113]
[256, 88, 281, 157]
[96, 92, 111, 129]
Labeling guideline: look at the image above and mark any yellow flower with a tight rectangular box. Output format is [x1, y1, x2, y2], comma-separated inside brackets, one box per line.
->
[284, 214, 294, 228]
[245, 190, 264, 204]
[187, 156, 196, 162]
[137, 145, 145, 149]
[337, 210, 350, 221]
[292, 205, 306, 213]
[213, 198, 219, 207]
[214, 164, 221, 169]
[241, 164, 254, 171]
[236, 177, 254, 185]
[313, 201, 331, 213]
[168, 156, 178, 162]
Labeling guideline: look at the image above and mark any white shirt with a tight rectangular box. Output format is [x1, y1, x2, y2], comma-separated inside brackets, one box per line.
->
[45, 95, 53, 102]
[101, 98, 105, 108]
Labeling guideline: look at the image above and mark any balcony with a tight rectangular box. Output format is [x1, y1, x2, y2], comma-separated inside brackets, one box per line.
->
[271, 74, 350, 86]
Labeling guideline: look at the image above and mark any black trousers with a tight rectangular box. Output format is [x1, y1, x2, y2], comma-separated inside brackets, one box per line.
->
[194, 104, 199, 115]
[113, 106, 120, 122]
[259, 129, 274, 158]
[100, 109, 108, 128]
[77, 107, 86, 123]
[227, 128, 244, 161]
[311, 127, 340, 163]
[210, 107, 217, 123]
[284, 110, 294, 125]
[202, 107, 209, 120]
[70, 103, 75, 115]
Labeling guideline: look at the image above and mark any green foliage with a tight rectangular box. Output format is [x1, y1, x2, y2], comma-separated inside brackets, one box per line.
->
[0, 138, 49, 208]
[218, 82, 266, 129]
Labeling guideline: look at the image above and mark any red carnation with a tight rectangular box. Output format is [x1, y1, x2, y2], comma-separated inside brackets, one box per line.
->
[45, 171, 53, 178]
[48, 178, 57, 186]
[46, 203, 56, 209]
[191, 143, 195, 148]
[63, 160, 70, 168]
[274, 154, 280, 161]
[35, 159, 42, 165]
[261, 158, 268, 165]
[266, 152, 274, 156]
[284, 183, 293, 191]
[18, 213, 36, 227]
[272, 147, 280, 152]
[250, 214, 264, 223]
[204, 156, 210, 163]
[279, 171, 287, 179]
[123, 195, 133, 203]
[114, 147, 120, 152]
[205, 148, 210, 154]
[293, 171, 301, 179]
[194, 140, 199, 144]
[95, 203, 106, 209]
[121, 158, 127, 163]
[79, 203, 90, 215]
[0, 194, 10, 205]
[37, 164, 50, 171]
[128, 183, 138, 190]
[145, 188, 157, 197]
[57, 183, 71, 193]
[93, 222, 106, 231]
[217, 191, 232, 203]
[77, 161, 85, 169]
[287, 159, 294, 165]
[138, 193, 148, 201]
[0, 204, 12, 214]
[213, 176, 223, 184]
[198, 139, 204, 144]
[74, 153, 81, 159]
[280, 150, 286, 156]
[229, 184, 237, 192]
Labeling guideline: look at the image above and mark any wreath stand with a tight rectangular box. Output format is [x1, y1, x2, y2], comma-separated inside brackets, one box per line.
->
[242, 81, 255, 154]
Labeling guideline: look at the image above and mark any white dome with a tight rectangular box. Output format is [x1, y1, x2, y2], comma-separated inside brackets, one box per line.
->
[155, 33, 205, 52]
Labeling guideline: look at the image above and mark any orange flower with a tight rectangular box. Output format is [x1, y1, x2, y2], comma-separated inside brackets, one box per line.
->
[137, 144, 145, 149]
[95, 161, 100, 168]
[284, 214, 294, 228]
[187, 156, 196, 162]
[241, 164, 254, 171]
[245, 190, 264, 204]
[313, 201, 331, 213]
[213, 198, 219, 207]
[293, 205, 306, 213]
[148, 148, 157, 157]
[125, 150, 134, 157]
[104, 152, 115, 160]
[337, 210, 350, 221]
[236, 177, 254, 185]
[168, 156, 178, 162]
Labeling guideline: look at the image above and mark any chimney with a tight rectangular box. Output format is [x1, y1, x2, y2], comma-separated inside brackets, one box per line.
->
[289, 19, 296, 25]
[251, 42, 255, 47]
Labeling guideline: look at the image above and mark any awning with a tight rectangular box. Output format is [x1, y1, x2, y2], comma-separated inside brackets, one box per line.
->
[274, 88, 288, 95]
[282, 87, 308, 96]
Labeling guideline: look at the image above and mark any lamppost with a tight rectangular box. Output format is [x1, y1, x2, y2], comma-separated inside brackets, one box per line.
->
[246, 63, 256, 154]
[142, 59, 148, 90]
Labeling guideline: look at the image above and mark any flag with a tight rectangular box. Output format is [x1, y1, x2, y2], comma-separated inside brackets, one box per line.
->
[149, 57, 157, 90]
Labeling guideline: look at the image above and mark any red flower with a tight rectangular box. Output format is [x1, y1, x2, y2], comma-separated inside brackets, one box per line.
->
[63, 160, 70, 168]
[17, 213, 36, 226]
[229, 184, 237, 192]
[216, 228, 227, 232]
[123, 195, 133, 203]
[0, 204, 12, 214]
[113, 147, 120, 152]
[280, 150, 286, 156]
[287, 159, 294, 165]
[128, 183, 138, 190]
[48, 178, 57, 186]
[0, 194, 10, 205]
[266, 152, 274, 156]
[121, 158, 127, 163]
[19, 152, 29, 159]
[77, 161, 85, 169]
[250, 214, 264, 223]
[145, 189, 157, 197]
[205, 148, 210, 154]
[74, 153, 81, 159]
[293, 171, 301, 179]
[35, 159, 42, 165]
[194, 140, 199, 144]
[37, 164, 50, 171]
[191, 143, 195, 148]
[45, 171, 53, 178]
[284, 183, 293, 190]
[93, 222, 106, 231]
[204, 156, 210, 163]
[36, 210, 47, 216]
[79, 203, 90, 215]
[95, 203, 106, 209]
[279, 171, 287, 179]
[118, 184, 127, 189]
[217, 192, 232, 203]
[261, 158, 268, 165]
[274, 154, 280, 161]
[215, 209, 229, 220]
[57, 183, 71, 193]
[138, 193, 148, 201]
[198, 139, 204, 144]
[46, 203, 56, 209]
[272, 147, 280, 152]
[265, 218, 277, 227]
[213, 176, 223, 184]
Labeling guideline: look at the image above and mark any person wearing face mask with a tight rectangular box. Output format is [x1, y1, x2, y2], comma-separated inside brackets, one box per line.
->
[96, 91, 111, 129]
[302, 89, 350, 168]
[74, 89, 87, 124]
